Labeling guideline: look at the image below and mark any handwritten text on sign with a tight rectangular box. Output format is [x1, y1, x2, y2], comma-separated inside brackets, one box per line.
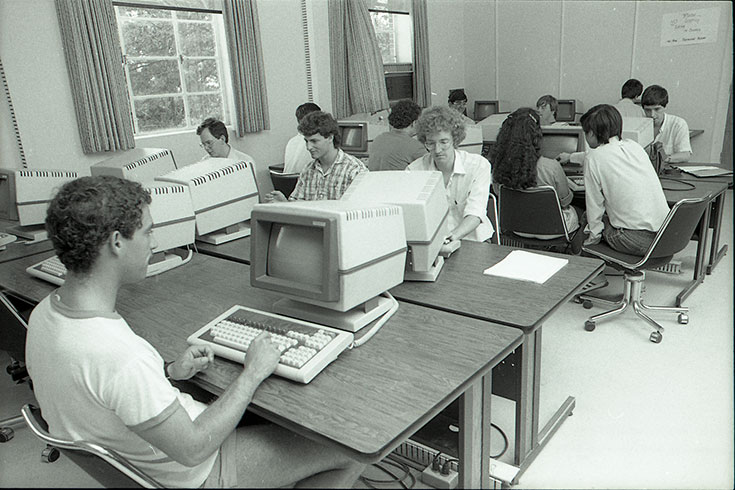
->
[661, 7, 719, 47]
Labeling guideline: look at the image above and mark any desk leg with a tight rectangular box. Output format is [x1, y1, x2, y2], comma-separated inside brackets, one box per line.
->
[513, 331, 533, 465]
[706, 193, 727, 275]
[676, 204, 710, 306]
[458, 377, 491, 489]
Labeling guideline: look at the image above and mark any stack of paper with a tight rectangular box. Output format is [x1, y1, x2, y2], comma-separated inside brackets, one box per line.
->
[674, 165, 733, 178]
[483, 250, 568, 284]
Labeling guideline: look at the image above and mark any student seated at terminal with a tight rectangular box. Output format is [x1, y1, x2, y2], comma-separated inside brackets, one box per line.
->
[284, 102, 321, 174]
[408, 106, 493, 245]
[265, 111, 367, 202]
[641, 84, 692, 164]
[448, 88, 477, 127]
[536, 94, 564, 127]
[580, 105, 669, 255]
[491, 108, 582, 247]
[614, 78, 646, 118]
[368, 99, 426, 171]
[25, 176, 364, 488]
[197, 117, 254, 164]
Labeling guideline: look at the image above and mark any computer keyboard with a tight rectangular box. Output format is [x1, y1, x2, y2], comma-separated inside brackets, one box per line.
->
[567, 176, 585, 191]
[26, 255, 66, 286]
[187, 305, 354, 384]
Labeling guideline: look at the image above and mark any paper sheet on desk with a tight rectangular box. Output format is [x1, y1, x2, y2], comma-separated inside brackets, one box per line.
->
[483, 250, 568, 284]
[674, 165, 733, 177]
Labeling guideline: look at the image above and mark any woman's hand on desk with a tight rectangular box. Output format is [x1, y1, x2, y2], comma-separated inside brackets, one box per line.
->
[168, 345, 215, 380]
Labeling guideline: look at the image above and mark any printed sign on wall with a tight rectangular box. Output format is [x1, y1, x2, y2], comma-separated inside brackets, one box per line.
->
[661, 7, 720, 47]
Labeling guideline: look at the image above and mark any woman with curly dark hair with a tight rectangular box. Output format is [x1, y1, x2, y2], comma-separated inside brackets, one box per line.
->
[491, 107, 580, 240]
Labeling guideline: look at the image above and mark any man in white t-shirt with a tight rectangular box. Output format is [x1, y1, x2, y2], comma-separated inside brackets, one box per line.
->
[26, 176, 364, 488]
[197, 117, 255, 164]
[614, 79, 646, 118]
[641, 84, 692, 164]
[284, 102, 321, 174]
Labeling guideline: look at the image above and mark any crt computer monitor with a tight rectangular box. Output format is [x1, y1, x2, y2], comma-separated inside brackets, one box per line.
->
[337, 121, 369, 156]
[621, 117, 654, 148]
[341, 170, 448, 281]
[556, 99, 579, 122]
[156, 157, 260, 245]
[250, 200, 407, 332]
[0, 168, 80, 241]
[473, 100, 509, 122]
[91, 148, 177, 185]
[539, 126, 586, 160]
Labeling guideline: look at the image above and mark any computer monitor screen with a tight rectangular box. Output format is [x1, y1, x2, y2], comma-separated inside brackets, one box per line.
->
[474, 101, 499, 121]
[0, 169, 79, 241]
[337, 121, 369, 155]
[539, 127, 586, 159]
[250, 200, 407, 332]
[155, 157, 259, 245]
[91, 148, 177, 185]
[385, 72, 414, 101]
[341, 170, 448, 281]
[556, 100, 577, 122]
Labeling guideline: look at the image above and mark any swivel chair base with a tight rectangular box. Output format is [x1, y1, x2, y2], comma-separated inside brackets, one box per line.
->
[579, 270, 689, 343]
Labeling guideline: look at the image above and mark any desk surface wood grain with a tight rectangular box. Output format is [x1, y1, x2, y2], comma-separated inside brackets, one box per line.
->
[391, 241, 604, 332]
[0, 252, 522, 462]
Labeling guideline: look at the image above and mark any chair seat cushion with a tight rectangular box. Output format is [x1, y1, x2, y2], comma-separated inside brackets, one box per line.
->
[582, 242, 673, 270]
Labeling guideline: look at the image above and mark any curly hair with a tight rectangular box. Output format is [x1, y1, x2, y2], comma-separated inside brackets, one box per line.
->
[491, 108, 541, 189]
[297, 111, 341, 146]
[45, 176, 151, 275]
[388, 99, 422, 129]
[415, 106, 466, 147]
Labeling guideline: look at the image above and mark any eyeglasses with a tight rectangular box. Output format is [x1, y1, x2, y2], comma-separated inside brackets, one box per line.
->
[199, 140, 216, 149]
[451, 100, 467, 107]
[424, 140, 453, 150]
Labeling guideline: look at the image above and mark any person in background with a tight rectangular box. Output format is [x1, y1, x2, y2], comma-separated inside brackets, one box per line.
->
[614, 79, 646, 118]
[536, 94, 562, 126]
[26, 175, 365, 488]
[641, 84, 692, 164]
[448, 89, 477, 126]
[196, 117, 254, 163]
[580, 104, 669, 255]
[283, 102, 321, 174]
[368, 99, 426, 171]
[408, 106, 493, 246]
[491, 107, 582, 251]
[265, 111, 367, 202]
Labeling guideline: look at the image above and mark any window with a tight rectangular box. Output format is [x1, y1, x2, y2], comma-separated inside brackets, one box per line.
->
[114, 2, 234, 134]
[367, 0, 414, 102]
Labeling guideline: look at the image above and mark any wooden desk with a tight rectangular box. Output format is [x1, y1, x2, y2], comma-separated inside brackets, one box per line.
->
[391, 241, 604, 482]
[0, 252, 522, 489]
[195, 236, 251, 264]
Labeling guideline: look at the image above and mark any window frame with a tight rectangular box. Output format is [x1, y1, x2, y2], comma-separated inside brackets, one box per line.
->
[368, 6, 415, 102]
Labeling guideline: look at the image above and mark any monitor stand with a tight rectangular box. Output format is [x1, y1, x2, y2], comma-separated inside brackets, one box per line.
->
[196, 222, 251, 245]
[5, 224, 48, 242]
[404, 255, 444, 282]
[272, 295, 394, 333]
[146, 248, 193, 277]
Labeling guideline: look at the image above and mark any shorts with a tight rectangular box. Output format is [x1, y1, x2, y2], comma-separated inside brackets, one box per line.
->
[201, 431, 238, 488]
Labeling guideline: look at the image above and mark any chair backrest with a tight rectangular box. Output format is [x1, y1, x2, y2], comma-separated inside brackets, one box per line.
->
[21, 404, 162, 488]
[498, 185, 570, 240]
[486, 191, 500, 244]
[269, 170, 299, 199]
[0, 291, 29, 362]
[645, 197, 710, 260]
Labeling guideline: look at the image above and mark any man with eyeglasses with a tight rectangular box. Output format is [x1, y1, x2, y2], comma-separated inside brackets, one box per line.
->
[448, 89, 476, 126]
[407, 106, 494, 249]
[196, 117, 255, 164]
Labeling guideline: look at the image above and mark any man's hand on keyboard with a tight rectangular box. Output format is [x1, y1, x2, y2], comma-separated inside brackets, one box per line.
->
[169, 345, 215, 380]
[243, 332, 281, 382]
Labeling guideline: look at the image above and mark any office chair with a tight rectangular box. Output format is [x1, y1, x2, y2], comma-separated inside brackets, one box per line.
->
[21, 404, 163, 488]
[497, 185, 578, 252]
[577, 196, 709, 343]
[269, 169, 299, 199]
[0, 291, 33, 443]
[486, 191, 500, 245]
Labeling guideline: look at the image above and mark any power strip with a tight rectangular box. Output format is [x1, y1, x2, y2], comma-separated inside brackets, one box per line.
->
[421, 464, 458, 489]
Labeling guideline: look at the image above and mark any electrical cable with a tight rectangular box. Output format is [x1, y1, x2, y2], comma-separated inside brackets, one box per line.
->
[359, 458, 415, 489]
[490, 422, 509, 459]
[350, 291, 398, 348]
[659, 177, 696, 191]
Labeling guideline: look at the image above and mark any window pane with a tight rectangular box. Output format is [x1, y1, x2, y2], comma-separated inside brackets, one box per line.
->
[178, 21, 216, 56]
[187, 93, 223, 127]
[117, 6, 172, 19]
[370, 12, 412, 64]
[121, 20, 175, 56]
[177, 10, 212, 21]
[183, 59, 220, 92]
[128, 60, 181, 96]
[134, 96, 186, 132]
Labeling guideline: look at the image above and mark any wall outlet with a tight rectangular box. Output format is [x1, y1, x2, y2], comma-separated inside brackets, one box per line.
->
[421, 465, 458, 489]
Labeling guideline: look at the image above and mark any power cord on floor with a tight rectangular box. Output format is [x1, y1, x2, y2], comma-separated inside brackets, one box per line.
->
[490, 422, 509, 459]
[359, 458, 415, 489]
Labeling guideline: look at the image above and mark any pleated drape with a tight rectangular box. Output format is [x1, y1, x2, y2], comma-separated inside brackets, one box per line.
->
[411, 0, 431, 107]
[329, 0, 389, 118]
[55, 0, 135, 153]
[223, 0, 270, 135]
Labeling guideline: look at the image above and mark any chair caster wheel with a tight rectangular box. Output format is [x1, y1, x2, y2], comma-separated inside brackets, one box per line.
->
[573, 296, 583, 304]
[650, 331, 663, 343]
[583, 300, 593, 309]
[0, 427, 14, 443]
[584, 321, 595, 332]
[41, 446, 60, 463]
[678, 313, 689, 324]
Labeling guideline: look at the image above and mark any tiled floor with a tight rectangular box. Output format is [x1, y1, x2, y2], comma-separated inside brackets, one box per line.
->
[1, 191, 732, 489]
